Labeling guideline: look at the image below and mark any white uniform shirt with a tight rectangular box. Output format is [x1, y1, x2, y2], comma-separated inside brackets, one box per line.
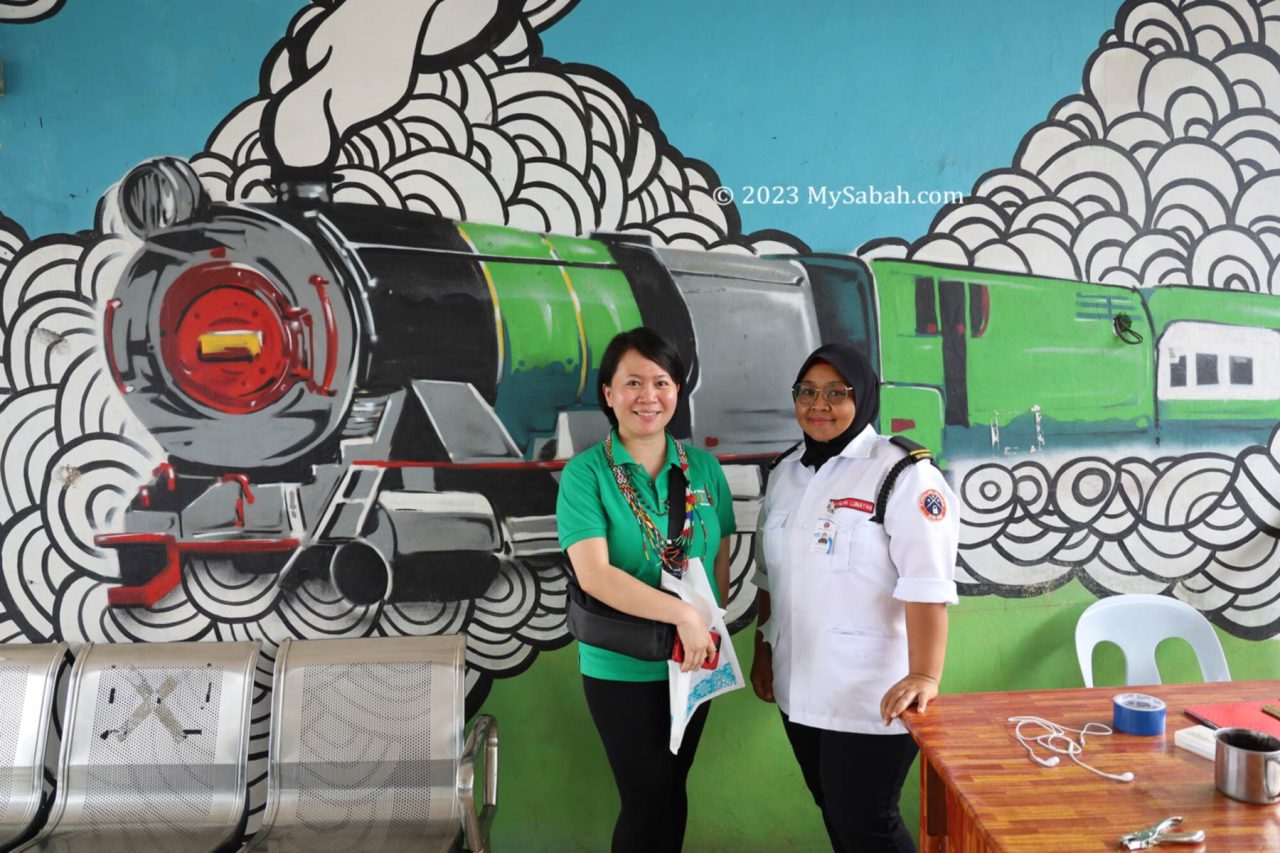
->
[752, 425, 959, 735]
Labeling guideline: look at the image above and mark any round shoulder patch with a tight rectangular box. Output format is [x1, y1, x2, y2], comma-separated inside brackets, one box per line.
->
[919, 489, 946, 521]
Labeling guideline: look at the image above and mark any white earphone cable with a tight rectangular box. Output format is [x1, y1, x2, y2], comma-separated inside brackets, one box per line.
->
[1007, 715, 1134, 783]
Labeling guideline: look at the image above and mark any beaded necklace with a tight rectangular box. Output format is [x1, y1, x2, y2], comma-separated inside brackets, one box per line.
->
[604, 431, 698, 578]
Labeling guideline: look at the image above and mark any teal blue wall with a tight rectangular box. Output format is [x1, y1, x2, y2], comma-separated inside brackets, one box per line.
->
[2, 1, 1115, 249]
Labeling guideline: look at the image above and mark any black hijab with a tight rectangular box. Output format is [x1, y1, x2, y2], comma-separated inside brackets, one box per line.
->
[794, 343, 881, 470]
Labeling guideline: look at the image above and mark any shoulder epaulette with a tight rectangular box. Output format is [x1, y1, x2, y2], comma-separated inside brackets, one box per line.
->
[768, 440, 803, 471]
[871, 436, 935, 524]
[887, 434, 933, 462]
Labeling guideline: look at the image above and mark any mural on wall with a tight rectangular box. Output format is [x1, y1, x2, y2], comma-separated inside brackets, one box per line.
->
[880, 0, 1280, 639]
[0, 0, 805, 712]
[0, 0, 1279, 742]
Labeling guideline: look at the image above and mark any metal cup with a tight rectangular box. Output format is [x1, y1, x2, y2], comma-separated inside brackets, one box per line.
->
[1215, 727, 1280, 804]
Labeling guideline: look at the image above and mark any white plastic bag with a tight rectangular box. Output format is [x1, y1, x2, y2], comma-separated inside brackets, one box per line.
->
[661, 557, 744, 753]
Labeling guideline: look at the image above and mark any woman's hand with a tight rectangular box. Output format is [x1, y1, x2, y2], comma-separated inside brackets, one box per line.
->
[675, 605, 715, 673]
[879, 672, 939, 725]
[750, 640, 774, 702]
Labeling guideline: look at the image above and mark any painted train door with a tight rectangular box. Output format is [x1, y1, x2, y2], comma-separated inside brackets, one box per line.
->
[938, 278, 969, 427]
[901, 270, 992, 456]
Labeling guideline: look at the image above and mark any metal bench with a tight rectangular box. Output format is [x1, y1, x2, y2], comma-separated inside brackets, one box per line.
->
[244, 635, 498, 853]
[19, 640, 260, 852]
[0, 643, 69, 851]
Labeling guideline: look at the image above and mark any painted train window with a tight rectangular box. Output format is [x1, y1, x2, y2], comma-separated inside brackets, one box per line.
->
[1230, 355, 1254, 385]
[914, 277, 989, 338]
[969, 283, 990, 338]
[1196, 353, 1219, 385]
[915, 276, 938, 334]
[1159, 322, 1280, 401]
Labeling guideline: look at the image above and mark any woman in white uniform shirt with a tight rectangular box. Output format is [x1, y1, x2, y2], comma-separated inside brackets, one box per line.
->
[750, 343, 959, 853]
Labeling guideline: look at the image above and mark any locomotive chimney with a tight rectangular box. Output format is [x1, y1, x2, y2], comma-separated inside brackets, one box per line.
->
[274, 167, 333, 206]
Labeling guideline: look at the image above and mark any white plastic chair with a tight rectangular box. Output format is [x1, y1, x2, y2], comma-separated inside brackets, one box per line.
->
[1075, 593, 1231, 687]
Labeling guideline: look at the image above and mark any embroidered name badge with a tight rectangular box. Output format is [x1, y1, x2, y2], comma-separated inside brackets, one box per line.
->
[919, 489, 946, 521]
[828, 497, 874, 514]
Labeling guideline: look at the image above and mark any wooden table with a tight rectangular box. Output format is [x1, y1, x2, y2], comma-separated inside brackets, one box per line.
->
[901, 680, 1280, 852]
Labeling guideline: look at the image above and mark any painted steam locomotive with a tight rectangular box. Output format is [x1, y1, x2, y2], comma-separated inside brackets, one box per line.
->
[98, 157, 1280, 608]
[97, 158, 827, 607]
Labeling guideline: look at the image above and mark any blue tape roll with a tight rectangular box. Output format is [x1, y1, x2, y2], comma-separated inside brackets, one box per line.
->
[1113, 693, 1166, 736]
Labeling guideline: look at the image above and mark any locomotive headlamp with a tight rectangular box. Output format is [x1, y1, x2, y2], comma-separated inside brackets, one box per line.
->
[199, 331, 263, 361]
[160, 263, 306, 414]
[119, 157, 209, 238]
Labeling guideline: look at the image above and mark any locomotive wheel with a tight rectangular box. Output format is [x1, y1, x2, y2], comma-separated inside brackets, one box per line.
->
[386, 551, 502, 603]
[330, 540, 393, 605]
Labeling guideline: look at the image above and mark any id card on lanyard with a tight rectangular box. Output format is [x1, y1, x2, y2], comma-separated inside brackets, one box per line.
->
[811, 518, 835, 554]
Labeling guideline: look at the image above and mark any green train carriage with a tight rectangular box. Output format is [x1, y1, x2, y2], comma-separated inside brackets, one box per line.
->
[790, 257, 1280, 461]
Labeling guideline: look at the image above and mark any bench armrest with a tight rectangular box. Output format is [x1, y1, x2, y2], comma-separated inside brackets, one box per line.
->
[459, 714, 499, 852]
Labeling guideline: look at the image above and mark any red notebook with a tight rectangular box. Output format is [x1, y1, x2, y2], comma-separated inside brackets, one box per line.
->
[1184, 699, 1280, 738]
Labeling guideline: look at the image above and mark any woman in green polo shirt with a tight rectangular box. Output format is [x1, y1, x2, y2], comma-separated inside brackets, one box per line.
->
[557, 327, 736, 853]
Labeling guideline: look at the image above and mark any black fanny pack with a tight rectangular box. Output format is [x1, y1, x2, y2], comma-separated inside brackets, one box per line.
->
[564, 464, 688, 660]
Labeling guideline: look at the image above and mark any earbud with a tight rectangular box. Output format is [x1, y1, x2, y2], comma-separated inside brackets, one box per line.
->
[1020, 743, 1055, 766]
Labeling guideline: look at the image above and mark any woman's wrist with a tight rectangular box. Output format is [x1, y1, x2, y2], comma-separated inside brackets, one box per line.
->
[675, 602, 701, 630]
[909, 671, 939, 682]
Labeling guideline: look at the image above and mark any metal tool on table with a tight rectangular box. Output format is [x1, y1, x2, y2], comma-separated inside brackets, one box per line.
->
[1119, 816, 1206, 850]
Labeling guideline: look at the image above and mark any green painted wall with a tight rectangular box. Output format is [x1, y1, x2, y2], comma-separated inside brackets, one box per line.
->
[479, 579, 1278, 851]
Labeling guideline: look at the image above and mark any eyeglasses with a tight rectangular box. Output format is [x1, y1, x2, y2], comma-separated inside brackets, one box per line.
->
[791, 383, 854, 404]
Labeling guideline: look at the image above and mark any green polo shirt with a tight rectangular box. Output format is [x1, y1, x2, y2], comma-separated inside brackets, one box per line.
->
[557, 431, 737, 681]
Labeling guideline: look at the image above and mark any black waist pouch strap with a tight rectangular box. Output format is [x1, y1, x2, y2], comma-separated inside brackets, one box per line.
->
[565, 582, 675, 660]
[564, 464, 688, 660]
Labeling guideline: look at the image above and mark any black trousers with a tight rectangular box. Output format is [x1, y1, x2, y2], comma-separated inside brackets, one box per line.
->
[781, 712, 919, 853]
[582, 676, 712, 853]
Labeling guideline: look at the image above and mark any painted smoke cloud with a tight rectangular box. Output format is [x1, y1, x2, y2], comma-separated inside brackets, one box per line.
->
[954, 432, 1280, 638]
[194, 0, 803, 254]
[895, 0, 1280, 295]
